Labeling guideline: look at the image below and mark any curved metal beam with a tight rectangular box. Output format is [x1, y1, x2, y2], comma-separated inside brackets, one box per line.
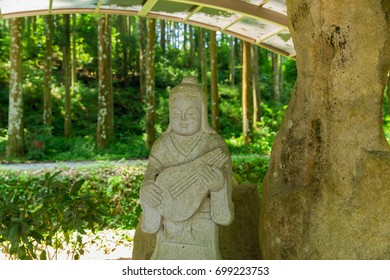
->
[169, 0, 288, 27]
[138, 0, 160, 17]
[0, 0, 293, 57]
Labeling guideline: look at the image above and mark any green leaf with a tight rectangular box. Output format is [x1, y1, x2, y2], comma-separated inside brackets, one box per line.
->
[30, 231, 43, 242]
[8, 224, 19, 243]
[70, 179, 85, 196]
[40, 250, 47, 260]
[44, 172, 50, 182]
[50, 171, 63, 180]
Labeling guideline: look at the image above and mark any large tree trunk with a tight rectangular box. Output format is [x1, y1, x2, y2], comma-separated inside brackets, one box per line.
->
[63, 14, 71, 138]
[145, 18, 156, 148]
[97, 14, 114, 149]
[242, 41, 253, 143]
[43, 15, 53, 131]
[6, 18, 24, 159]
[260, 0, 390, 259]
[210, 30, 219, 132]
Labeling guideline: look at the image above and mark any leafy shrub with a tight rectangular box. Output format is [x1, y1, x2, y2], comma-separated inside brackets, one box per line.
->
[0, 155, 268, 259]
[232, 155, 269, 197]
[68, 164, 146, 229]
[0, 172, 102, 259]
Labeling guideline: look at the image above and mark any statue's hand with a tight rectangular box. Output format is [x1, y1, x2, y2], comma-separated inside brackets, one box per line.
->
[140, 182, 163, 206]
[201, 164, 225, 192]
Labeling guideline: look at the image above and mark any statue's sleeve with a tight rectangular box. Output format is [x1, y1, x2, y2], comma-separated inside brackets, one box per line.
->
[140, 141, 165, 234]
[142, 154, 164, 183]
[210, 139, 234, 225]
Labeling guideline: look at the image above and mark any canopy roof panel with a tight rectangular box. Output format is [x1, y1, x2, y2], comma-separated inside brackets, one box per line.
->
[0, 0, 295, 57]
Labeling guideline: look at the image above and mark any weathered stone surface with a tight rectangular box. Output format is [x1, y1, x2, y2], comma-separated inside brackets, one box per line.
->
[133, 184, 261, 260]
[219, 184, 261, 260]
[260, 1, 390, 259]
[132, 217, 156, 260]
[138, 76, 234, 259]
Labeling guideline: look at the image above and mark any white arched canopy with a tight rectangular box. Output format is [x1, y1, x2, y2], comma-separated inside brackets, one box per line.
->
[0, 0, 295, 58]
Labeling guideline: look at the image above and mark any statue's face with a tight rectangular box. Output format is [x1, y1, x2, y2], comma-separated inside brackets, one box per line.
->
[170, 96, 201, 136]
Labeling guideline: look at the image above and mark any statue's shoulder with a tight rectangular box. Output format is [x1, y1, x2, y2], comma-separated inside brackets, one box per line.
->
[149, 132, 171, 159]
[204, 131, 228, 149]
[151, 133, 169, 149]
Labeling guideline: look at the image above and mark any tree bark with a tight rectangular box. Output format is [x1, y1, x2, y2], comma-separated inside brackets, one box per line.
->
[242, 41, 253, 143]
[97, 14, 114, 149]
[63, 14, 71, 138]
[199, 29, 207, 96]
[160, 19, 166, 56]
[119, 15, 128, 81]
[71, 14, 77, 99]
[139, 17, 147, 98]
[229, 36, 235, 86]
[197, 27, 202, 68]
[210, 30, 219, 132]
[252, 45, 261, 126]
[279, 55, 284, 99]
[272, 52, 281, 102]
[183, 24, 188, 53]
[260, 0, 390, 259]
[145, 18, 156, 148]
[167, 21, 171, 50]
[189, 25, 194, 68]
[26, 17, 34, 58]
[173, 23, 179, 49]
[6, 18, 24, 159]
[43, 15, 53, 131]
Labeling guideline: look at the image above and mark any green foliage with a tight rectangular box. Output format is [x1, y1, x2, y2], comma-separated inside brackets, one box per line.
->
[0, 171, 102, 259]
[222, 93, 286, 155]
[232, 155, 269, 196]
[0, 15, 300, 163]
[0, 164, 145, 259]
[0, 153, 267, 259]
[384, 115, 390, 145]
[16, 134, 150, 162]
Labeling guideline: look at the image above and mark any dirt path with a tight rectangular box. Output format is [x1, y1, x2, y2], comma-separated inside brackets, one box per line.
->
[0, 159, 147, 171]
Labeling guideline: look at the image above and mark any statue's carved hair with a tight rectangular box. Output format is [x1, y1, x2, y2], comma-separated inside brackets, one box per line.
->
[170, 76, 206, 105]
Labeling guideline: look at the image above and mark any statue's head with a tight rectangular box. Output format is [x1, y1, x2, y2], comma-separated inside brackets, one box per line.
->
[168, 76, 212, 136]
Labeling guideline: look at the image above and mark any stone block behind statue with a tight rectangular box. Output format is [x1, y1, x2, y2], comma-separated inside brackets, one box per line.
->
[140, 76, 234, 260]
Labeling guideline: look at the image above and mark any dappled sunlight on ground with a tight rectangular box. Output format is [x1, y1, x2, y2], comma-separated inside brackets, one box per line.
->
[0, 229, 135, 260]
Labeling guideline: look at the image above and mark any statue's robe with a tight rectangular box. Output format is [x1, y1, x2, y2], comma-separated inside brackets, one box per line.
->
[140, 130, 233, 259]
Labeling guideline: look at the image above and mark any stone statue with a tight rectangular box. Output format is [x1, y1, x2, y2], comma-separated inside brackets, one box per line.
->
[140, 76, 234, 260]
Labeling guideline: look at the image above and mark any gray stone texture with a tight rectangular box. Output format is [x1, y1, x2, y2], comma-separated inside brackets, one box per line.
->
[133, 184, 261, 260]
[139, 77, 234, 259]
[259, 0, 390, 259]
